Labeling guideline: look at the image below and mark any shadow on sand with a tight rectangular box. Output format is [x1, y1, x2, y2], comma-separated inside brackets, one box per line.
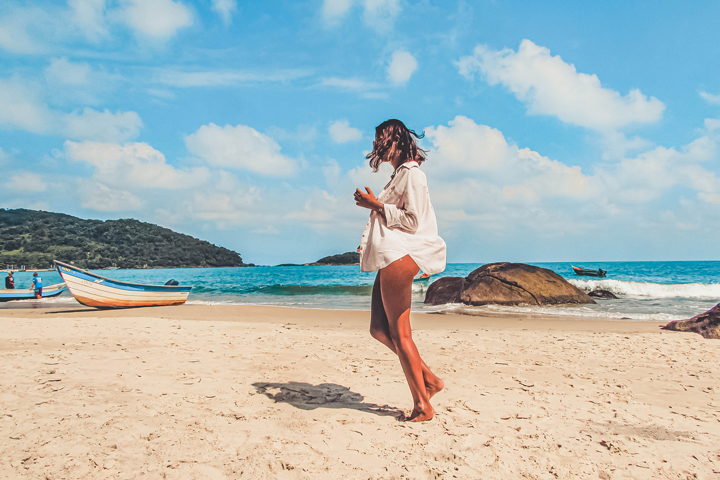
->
[252, 382, 404, 419]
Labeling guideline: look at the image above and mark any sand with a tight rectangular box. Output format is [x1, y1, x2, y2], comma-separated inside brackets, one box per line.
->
[0, 304, 718, 479]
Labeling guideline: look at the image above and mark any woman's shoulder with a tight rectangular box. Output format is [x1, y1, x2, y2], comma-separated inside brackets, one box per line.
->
[398, 162, 427, 183]
[391, 162, 427, 192]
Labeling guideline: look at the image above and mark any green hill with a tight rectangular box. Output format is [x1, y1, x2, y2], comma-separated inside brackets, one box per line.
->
[314, 252, 360, 265]
[0, 209, 250, 270]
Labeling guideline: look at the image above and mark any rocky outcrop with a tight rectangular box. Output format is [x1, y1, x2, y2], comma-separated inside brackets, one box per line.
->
[461, 263, 595, 306]
[588, 289, 618, 299]
[662, 303, 720, 339]
[424, 277, 466, 305]
[424, 262, 595, 306]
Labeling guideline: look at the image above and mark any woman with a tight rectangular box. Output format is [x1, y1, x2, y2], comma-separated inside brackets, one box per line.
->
[354, 119, 447, 422]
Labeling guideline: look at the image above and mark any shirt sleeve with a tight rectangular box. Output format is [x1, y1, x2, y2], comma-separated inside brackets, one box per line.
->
[383, 168, 426, 234]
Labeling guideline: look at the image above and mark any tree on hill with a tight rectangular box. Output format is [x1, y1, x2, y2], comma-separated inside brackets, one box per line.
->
[314, 252, 360, 265]
[0, 209, 249, 269]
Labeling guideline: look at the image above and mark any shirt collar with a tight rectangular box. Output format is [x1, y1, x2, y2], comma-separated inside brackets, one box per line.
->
[398, 160, 419, 170]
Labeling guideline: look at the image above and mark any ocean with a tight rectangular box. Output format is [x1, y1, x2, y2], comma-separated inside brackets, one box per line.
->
[4, 261, 719, 322]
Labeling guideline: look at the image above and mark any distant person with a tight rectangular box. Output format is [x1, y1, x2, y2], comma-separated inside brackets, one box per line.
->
[31, 272, 42, 299]
[4, 271, 14, 289]
[354, 119, 447, 422]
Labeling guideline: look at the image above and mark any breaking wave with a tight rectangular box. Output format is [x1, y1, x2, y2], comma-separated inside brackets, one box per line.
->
[568, 279, 720, 299]
[191, 284, 373, 296]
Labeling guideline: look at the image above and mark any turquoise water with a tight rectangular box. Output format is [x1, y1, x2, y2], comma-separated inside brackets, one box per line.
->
[4, 261, 719, 321]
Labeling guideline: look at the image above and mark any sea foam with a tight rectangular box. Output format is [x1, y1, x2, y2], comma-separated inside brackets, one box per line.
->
[569, 278, 720, 299]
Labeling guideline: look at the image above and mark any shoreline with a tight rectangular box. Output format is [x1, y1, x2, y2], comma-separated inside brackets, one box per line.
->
[0, 303, 668, 332]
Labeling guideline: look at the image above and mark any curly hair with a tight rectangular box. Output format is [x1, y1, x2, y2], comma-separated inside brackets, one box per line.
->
[366, 119, 427, 172]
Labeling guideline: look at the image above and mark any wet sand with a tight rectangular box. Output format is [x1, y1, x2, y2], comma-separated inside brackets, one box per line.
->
[1, 304, 718, 479]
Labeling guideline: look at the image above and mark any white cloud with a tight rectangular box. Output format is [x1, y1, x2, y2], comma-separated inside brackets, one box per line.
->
[285, 191, 337, 223]
[457, 39, 665, 131]
[320, 77, 387, 98]
[182, 189, 260, 226]
[599, 130, 653, 161]
[64, 108, 143, 143]
[424, 116, 516, 172]
[185, 123, 298, 176]
[65, 140, 209, 189]
[705, 118, 720, 132]
[328, 120, 362, 143]
[211, 0, 237, 26]
[0, 7, 47, 54]
[387, 50, 418, 85]
[323, 159, 341, 185]
[320, 0, 399, 31]
[593, 135, 718, 204]
[700, 91, 720, 106]
[43, 57, 123, 106]
[118, 0, 192, 40]
[422, 115, 720, 229]
[155, 68, 309, 87]
[322, 0, 353, 24]
[321, 77, 377, 90]
[5, 173, 47, 192]
[425, 116, 589, 200]
[69, 0, 108, 41]
[80, 181, 143, 211]
[0, 74, 140, 141]
[363, 0, 401, 32]
[45, 57, 93, 86]
[0, 78, 54, 134]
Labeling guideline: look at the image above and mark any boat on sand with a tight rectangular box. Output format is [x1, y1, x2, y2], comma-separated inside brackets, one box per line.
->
[55, 261, 191, 308]
[0, 283, 67, 302]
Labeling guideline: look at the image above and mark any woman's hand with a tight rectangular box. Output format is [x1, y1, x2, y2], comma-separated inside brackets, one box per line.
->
[354, 187, 384, 215]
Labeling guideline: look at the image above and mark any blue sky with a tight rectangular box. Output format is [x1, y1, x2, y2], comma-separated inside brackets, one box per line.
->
[1, 0, 719, 265]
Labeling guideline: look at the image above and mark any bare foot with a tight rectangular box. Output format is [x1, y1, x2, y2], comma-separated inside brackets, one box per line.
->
[408, 406, 435, 422]
[424, 375, 444, 399]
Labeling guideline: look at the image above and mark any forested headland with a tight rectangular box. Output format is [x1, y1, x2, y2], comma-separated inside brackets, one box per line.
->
[0, 209, 250, 270]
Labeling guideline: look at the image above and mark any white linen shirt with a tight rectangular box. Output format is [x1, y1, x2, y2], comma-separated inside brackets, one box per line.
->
[359, 161, 446, 274]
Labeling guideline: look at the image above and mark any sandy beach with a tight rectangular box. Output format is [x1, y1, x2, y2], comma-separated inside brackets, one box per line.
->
[0, 304, 718, 479]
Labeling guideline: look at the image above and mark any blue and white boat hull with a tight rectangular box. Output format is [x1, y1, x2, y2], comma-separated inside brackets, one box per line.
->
[55, 261, 191, 308]
[0, 283, 67, 302]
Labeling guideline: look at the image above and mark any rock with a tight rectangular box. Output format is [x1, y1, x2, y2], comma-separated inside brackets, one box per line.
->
[588, 289, 618, 299]
[662, 302, 720, 339]
[424, 277, 466, 305]
[460, 262, 596, 306]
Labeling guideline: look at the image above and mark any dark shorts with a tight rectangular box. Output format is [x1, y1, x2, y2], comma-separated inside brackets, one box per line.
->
[35, 288, 42, 296]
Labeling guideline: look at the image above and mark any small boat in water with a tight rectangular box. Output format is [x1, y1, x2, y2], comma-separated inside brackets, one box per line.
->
[0, 283, 67, 302]
[413, 273, 433, 282]
[55, 261, 191, 308]
[572, 266, 607, 277]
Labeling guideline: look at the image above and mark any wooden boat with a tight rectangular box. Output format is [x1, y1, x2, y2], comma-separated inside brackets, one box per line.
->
[413, 273, 433, 282]
[572, 266, 607, 277]
[0, 283, 67, 302]
[55, 261, 191, 308]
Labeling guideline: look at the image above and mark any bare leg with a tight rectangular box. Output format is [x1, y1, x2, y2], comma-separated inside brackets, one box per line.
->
[370, 273, 444, 398]
[378, 255, 435, 421]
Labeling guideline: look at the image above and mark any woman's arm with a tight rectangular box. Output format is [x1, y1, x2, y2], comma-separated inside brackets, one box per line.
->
[383, 169, 425, 234]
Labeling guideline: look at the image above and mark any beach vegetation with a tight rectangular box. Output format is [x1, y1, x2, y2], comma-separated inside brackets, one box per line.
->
[0, 209, 249, 270]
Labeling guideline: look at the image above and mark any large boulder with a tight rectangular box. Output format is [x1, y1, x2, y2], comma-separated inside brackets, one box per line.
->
[424, 277, 465, 305]
[662, 303, 720, 339]
[461, 263, 595, 306]
[424, 262, 595, 306]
